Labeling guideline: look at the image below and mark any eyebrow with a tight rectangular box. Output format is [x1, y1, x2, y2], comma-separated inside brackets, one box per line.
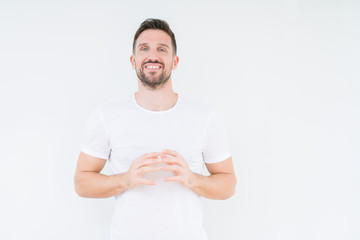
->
[137, 43, 170, 49]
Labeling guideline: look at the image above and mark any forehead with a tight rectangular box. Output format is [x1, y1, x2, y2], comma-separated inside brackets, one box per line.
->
[135, 29, 172, 47]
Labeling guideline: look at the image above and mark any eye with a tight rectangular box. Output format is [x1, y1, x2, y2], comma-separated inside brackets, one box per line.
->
[159, 48, 166, 52]
[140, 47, 148, 51]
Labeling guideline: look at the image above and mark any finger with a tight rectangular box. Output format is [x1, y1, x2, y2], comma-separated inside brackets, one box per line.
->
[137, 178, 156, 186]
[133, 152, 160, 168]
[163, 176, 182, 182]
[141, 152, 161, 159]
[161, 149, 179, 157]
[138, 157, 162, 167]
[161, 157, 183, 166]
[137, 165, 162, 175]
[159, 164, 181, 174]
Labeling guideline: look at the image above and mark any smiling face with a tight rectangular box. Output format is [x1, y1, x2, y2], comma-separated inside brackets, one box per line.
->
[131, 29, 179, 89]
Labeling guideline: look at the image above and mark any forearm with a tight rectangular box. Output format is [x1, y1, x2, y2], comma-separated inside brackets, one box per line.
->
[190, 173, 237, 200]
[74, 172, 128, 198]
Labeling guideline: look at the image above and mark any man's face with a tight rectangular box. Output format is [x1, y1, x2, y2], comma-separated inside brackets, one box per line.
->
[131, 29, 179, 89]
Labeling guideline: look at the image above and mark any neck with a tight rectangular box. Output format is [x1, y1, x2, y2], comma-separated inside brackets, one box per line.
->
[135, 80, 178, 111]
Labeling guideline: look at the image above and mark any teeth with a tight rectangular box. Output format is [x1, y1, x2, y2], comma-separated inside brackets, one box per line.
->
[146, 65, 160, 69]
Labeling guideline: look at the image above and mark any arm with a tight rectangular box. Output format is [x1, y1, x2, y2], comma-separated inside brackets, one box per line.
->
[74, 152, 126, 198]
[74, 151, 162, 198]
[160, 150, 237, 200]
[192, 157, 236, 200]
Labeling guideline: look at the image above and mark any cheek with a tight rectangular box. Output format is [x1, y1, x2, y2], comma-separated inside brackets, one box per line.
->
[133, 60, 142, 70]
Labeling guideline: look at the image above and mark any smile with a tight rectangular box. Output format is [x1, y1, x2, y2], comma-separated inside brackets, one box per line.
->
[145, 65, 160, 69]
[143, 62, 163, 70]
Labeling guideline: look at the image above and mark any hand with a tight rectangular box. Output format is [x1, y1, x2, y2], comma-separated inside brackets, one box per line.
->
[124, 152, 162, 189]
[159, 149, 197, 188]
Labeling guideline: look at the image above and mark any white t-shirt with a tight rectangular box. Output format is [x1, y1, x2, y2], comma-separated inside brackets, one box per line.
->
[81, 93, 231, 240]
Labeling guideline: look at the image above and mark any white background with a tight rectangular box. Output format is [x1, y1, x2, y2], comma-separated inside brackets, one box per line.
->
[0, 0, 359, 239]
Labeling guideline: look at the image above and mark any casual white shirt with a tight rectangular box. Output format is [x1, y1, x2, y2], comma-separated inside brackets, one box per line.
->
[81, 93, 231, 240]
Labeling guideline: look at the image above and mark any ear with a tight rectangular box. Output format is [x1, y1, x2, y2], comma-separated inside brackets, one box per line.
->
[130, 55, 135, 70]
[172, 56, 179, 70]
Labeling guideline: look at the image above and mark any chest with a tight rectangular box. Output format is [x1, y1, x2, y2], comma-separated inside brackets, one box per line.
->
[106, 113, 206, 173]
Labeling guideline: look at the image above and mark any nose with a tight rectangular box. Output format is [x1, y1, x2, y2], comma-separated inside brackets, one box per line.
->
[146, 49, 160, 62]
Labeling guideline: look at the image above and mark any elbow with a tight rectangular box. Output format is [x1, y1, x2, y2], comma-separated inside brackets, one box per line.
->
[229, 174, 237, 197]
[74, 173, 87, 197]
[217, 189, 235, 200]
[74, 185, 84, 197]
[217, 174, 237, 200]
[226, 183, 237, 199]
[224, 174, 237, 200]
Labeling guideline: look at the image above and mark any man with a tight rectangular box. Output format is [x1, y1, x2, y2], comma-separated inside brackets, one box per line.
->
[74, 18, 236, 240]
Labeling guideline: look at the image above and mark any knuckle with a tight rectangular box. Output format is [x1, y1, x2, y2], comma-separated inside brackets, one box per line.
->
[139, 166, 149, 174]
[146, 152, 159, 157]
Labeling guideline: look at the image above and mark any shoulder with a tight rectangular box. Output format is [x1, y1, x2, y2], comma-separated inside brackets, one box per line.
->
[176, 95, 223, 128]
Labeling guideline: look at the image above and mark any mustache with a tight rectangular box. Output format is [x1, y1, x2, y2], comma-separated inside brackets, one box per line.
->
[142, 60, 164, 67]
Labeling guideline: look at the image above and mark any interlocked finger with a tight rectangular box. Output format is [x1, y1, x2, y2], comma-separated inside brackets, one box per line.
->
[133, 152, 160, 168]
[161, 157, 184, 167]
[160, 164, 182, 174]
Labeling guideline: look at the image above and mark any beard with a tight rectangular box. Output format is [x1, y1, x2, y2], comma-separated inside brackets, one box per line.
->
[136, 62, 172, 89]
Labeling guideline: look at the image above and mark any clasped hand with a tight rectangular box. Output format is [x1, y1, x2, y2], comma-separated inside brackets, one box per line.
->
[124, 149, 196, 189]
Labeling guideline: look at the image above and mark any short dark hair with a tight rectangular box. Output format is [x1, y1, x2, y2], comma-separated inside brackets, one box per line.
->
[133, 18, 177, 55]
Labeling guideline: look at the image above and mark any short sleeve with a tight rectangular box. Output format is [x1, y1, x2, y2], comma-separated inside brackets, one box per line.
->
[202, 107, 232, 163]
[81, 106, 110, 160]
